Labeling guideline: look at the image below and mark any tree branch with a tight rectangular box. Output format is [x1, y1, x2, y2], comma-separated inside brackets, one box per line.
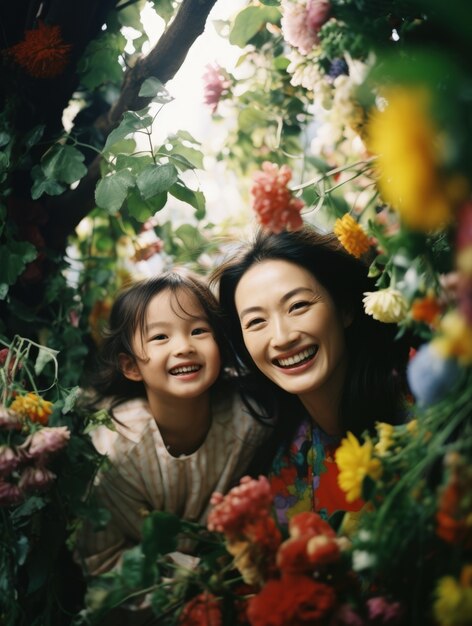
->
[46, 0, 218, 250]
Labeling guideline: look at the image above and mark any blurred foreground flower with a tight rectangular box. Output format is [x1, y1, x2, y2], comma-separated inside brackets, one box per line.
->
[335, 432, 382, 502]
[281, 0, 331, 55]
[363, 288, 408, 323]
[334, 213, 371, 258]
[367, 87, 465, 232]
[10, 392, 53, 425]
[202, 63, 231, 114]
[432, 310, 472, 365]
[434, 567, 472, 626]
[8, 20, 71, 79]
[251, 162, 304, 234]
[407, 342, 461, 407]
[179, 591, 222, 626]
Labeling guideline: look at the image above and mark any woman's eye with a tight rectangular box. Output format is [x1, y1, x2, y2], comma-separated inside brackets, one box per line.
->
[289, 301, 310, 312]
[245, 317, 265, 329]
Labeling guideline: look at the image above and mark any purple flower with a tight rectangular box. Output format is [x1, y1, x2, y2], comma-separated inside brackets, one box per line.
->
[367, 597, 403, 624]
[328, 58, 349, 80]
[407, 343, 461, 407]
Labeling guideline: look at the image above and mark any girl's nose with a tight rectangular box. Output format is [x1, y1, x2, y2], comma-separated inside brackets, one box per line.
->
[174, 336, 196, 356]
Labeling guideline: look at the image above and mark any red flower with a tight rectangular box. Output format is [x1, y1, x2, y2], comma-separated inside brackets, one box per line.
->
[251, 162, 304, 234]
[8, 20, 71, 79]
[247, 575, 335, 626]
[179, 592, 222, 626]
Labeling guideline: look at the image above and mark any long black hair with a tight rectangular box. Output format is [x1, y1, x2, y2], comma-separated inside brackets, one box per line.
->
[210, 226, 411, 440]
[84, 270, 231, 412]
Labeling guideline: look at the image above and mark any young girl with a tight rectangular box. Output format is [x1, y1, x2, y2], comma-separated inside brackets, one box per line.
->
[77, 271, 268, 576]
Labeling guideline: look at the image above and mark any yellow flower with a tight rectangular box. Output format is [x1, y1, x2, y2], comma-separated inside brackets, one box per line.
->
[406, 419, 418, 435]
[10, 392, 53, 425]
[374, 422, 394, 456]
[432, 310, 472, 365]
[367, 87, 464, 232]
[333, 214, 371, 258]
[434, 571, 472, 626]
[335, 432, 382, 502]
[363, 288, 408, 323]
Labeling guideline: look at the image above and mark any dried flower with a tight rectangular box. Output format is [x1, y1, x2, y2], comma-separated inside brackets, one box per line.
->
[22, 426, 70, 458]
[251, 162, 304, 234]
[367, 87, 464, 232]
[281, 0, 331, 55]
[247, 574, 336, 626]
[0, 405, 22, 430]
[363, 288, 408, 323]
[0, 480, 23, 506]
[202, 64, 231, 114]
[335, 432, 382, 502]
[18, 465, 56, 492]
[0, 446, 22, 476]
[8, 20, 71, 79]
[333, 214, 371, 258]
[9, 392, 53, 425]
[179, 592, 222, 626]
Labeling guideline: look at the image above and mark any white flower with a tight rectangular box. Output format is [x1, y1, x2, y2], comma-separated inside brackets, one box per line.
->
[363, 288, 408, 323]
[352, 549, 376, 571]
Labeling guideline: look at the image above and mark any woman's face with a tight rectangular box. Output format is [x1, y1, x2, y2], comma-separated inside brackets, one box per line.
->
[234, 259, 350, 406]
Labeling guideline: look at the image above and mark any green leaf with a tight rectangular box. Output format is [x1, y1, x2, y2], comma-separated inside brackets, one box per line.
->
[95, 170, 135, 213]
[0, 241, 37, 285]
[62, 386, 81, 414]
[31, 165, 66, 200]
[120, 546, 145, 589]
[238, 106, 267, 133]
[34, 346, 59, 376]
[41, 144, 87, 184]
[136, 163, 178, 199]
[169, 182, 206, 218]
[152, 0, 175, 24]
[139, 77, 174, 104]
[230, 6, 281, 47]
[104, 111, 153, 152]
[116, 153, 153, 173]
[24, 124, 45, 149]
[77, 32, 127, 90]
[141, 511, 181, 557]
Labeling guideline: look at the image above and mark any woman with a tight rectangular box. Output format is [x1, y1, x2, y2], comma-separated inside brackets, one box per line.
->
[210, 225, 411, 526]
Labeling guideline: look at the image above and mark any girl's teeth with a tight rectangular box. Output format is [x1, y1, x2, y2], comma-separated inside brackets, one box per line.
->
[171, 365, 200, 375]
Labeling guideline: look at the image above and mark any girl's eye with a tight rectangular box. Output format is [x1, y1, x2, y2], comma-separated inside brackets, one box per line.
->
[152, 334, 167, 341]
[191, 327, 210, 336]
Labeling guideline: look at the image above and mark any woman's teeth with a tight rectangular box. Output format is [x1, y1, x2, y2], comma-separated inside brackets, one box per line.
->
[275, 347, 317, 368]
[170, 365, 201, 375]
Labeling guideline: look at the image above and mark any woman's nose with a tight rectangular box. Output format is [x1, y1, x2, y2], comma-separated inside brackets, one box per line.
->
[270, 318, 300, 348]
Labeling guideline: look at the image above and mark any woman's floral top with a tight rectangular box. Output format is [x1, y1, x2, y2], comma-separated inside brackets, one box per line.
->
[268, 417, 364, 527]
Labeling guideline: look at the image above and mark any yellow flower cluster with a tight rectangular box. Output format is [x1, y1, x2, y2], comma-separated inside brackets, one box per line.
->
[363, 288, 408, 323]
[434, 566, 472, 626]
[374, 422, 395, 456]
[333, 214, 371, 258]
[367, 87, 465, 232]
[10, 392, 53, 425]
[335, 432, 382, 502]
[432, 311, 472, 365]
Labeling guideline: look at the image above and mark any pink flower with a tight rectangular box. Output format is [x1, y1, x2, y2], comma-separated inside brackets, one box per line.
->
[18, 465, 56, 492]
[202, 63, 231, 113]
[281, 0, 331, 55]
[332, 603, 366, 625]
[251, 162, 304, 234]
[0, 445, 22, 476]
[22, 426, 70, 458]
[208, 476, 273, 537]
[0, 480, 23, 506]
[367, 597, 403, 624]
[0, 348, 9, 366]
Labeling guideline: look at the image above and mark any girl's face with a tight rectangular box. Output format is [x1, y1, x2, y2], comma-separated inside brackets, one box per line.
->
[121, 288, 221, 403]
[234, 259, 350, 406]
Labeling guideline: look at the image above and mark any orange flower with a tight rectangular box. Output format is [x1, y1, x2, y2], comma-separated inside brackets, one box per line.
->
[333, 214, 371, 258]
[10, 392, 53, 425]
[411, 295, 442, 325]
[9, 21, 71, 79]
